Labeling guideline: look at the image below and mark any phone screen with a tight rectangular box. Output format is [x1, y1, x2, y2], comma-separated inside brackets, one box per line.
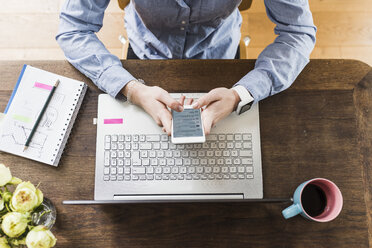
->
[172, 109, 203, 138]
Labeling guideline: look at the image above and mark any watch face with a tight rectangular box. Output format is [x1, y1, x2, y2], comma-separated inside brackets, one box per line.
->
[240, 103, 252, 114]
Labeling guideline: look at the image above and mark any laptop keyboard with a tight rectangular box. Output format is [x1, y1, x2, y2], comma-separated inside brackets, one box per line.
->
[103, 133, 254, 181]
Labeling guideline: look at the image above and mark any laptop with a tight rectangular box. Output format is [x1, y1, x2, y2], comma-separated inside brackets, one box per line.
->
[90, 93, 263, 202]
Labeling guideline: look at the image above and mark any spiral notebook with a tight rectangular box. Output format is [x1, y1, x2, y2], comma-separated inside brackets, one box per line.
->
[0, 65, 87, 166]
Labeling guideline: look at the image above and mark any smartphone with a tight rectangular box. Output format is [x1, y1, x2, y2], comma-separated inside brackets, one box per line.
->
[171, 105, 206, 144]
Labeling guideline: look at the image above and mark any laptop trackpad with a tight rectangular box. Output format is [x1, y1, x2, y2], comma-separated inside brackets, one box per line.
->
[113, 194, 244, 201]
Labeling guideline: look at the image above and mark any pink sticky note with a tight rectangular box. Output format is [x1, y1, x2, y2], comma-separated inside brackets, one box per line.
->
[34, 82, 53, 91]
[104, 118, 123, 124]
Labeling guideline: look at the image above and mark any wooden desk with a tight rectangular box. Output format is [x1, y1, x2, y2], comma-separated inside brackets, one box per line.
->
[0, 60, 371, 247]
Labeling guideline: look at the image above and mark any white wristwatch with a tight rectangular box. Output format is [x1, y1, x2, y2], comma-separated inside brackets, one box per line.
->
[232, 85, 254, 115]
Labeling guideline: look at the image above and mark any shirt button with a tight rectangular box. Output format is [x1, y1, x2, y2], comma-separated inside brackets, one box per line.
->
[180, 27, 185, 31]
[181, 21, 186, 24]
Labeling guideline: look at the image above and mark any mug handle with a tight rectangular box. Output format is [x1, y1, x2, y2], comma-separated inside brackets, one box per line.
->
[282, 203, 302, 219]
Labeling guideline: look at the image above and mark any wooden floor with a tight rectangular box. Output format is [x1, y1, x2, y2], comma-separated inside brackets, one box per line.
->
[1, 0, 372, 66]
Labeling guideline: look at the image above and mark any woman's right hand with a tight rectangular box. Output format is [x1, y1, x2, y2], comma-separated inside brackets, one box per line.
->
[122, 81, 184, 135]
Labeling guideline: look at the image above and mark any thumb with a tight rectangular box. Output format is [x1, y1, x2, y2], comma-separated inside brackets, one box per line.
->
[158, 91, 184, 112]
[192, 91, 220, 109]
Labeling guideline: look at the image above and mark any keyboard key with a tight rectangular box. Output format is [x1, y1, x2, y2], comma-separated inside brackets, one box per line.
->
[133, 135, 139, 142]
[124, 159, 131, 166]
[132, 159, 141, 166]
[146, 167, 154, 174]
[221, 167, 228, 173]
[227, 142, 234, 149]
[217, 159, 224, 165]
[177, 175, 184, 180]
[233, 158, 241, 165]
[208, 134, 217, 141]
[215, 151, 222, 157]
[111, 159, 117, 166]
[234, 134, 242, 141]
[218, 134, 226, 141]
[118, 151, 124, 158]
[125, 151, 131, 158]
[171, 167, 179, 174]
[165, 151, 173, 158]
[139, 143, 152, 150]
[159, 159, 166, 166]
[174, 151, 181, 157]
[132, 151, 140, 159]
[153, 143, 160, 150]
[132, 143, 139, 150]
[235, 143, 242, 149]
[161, 135, 169, 141]
[194, 144, 202, 149]
[231, 174, 238, 179]
[155, 167, 162, 174]
[139, 175, 146, 180]
[218, 143, 226, 149]
[147, 175, 154, 180]
[140, 151, 148, 158]
[200, 159, 208, 165]
[226, 158, 232, 165]
[104, 168, 110, 175]
[223, 151, 230, 157]
[163, 167, 171, 174]
[208, 158, 216, 165]
[246, 174, 254, 179]
[201, 175, 207, 180]
[238, 166, 245, 173]
[110, 175, 117, 181]
[124, 167, 131, 174]
[184, 158, 191, 165]
[118, 175, 124, 181]
[155, 175, 162, 180]
[196, 167, 204, 173]
[177, 144, 185, 149]
[118, 167, 124, 174]
[205, 167, 212, 173]
[167, 158, 175, 166]
[206, 151, 214, 157]
[243, 142, 252, 149]
[239, 150, 252, 157]
[118, 142, 124, 150]
[213, 167, 220, 173]
[202, 143, 209, 149]
[146, 134, 160, 142]
[170, 143, 177, 150]
[119, 135, 124, 141]
[230, 167, 237, 173]
[186, 175, 193, 180]
[151, 159, 158, 166]
[110, 151, 117, 158]
[105, 142, 110, 150]
[142, 159, 150, 166]
[198, 151, 206, 157]
[105, 135, 111, 142]
[161, 143, 169, 150]
[180, 167, 187, 174]
[216, 174, 223, 179]
[208, 174, 215, 180]
[157, 151, 164, 158]
[186, 144, 193, 149]
[181, 151, 189, 157]
[192, 159, 200, 165]
[112, 135, 118, 142]
[124, 175, 131, 181]
[188, 167, 196, 173]
[246, 166, 253, 173]
[125, 135, 131, 142]
[238, 174, 245, 179]
[175, 158, 183, 166]
[149, 151, 156, 158]
[226, 134, 234, 141]
[210, 143, 217, 149]
[162, 175, 170, 180]
[243, 133, 251, 140]
[132, 167, 145, 174]
[231, 151, 238, 157]
[104, 176, 110, 181]
[190, 151, 197, 157]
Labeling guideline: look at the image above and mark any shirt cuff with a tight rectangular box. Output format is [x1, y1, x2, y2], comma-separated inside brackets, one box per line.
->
[97, 65, 136, 98]
[233, 69, 272, 105]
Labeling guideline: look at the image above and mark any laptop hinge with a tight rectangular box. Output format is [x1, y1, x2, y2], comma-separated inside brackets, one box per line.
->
[113, 194, 244, 201]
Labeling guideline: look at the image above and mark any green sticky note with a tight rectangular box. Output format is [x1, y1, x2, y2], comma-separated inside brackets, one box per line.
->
[12, 114, 32, 123]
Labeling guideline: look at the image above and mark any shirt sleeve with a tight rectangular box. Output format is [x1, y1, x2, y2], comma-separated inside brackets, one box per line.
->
[234, 0, 317, 104]
[56, 0, 135, 98]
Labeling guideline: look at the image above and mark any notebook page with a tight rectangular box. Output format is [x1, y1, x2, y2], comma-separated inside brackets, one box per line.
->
[0, 65, 85, 165]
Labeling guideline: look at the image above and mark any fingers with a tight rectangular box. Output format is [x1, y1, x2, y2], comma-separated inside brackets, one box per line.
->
[157, 89, 183, 112]
[158, 110, 172, 135]
[192, 90, 220, 109]
[178, 95, 186, 106]
[201, 110, 214, 136]
[185, 98, 194, 105]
